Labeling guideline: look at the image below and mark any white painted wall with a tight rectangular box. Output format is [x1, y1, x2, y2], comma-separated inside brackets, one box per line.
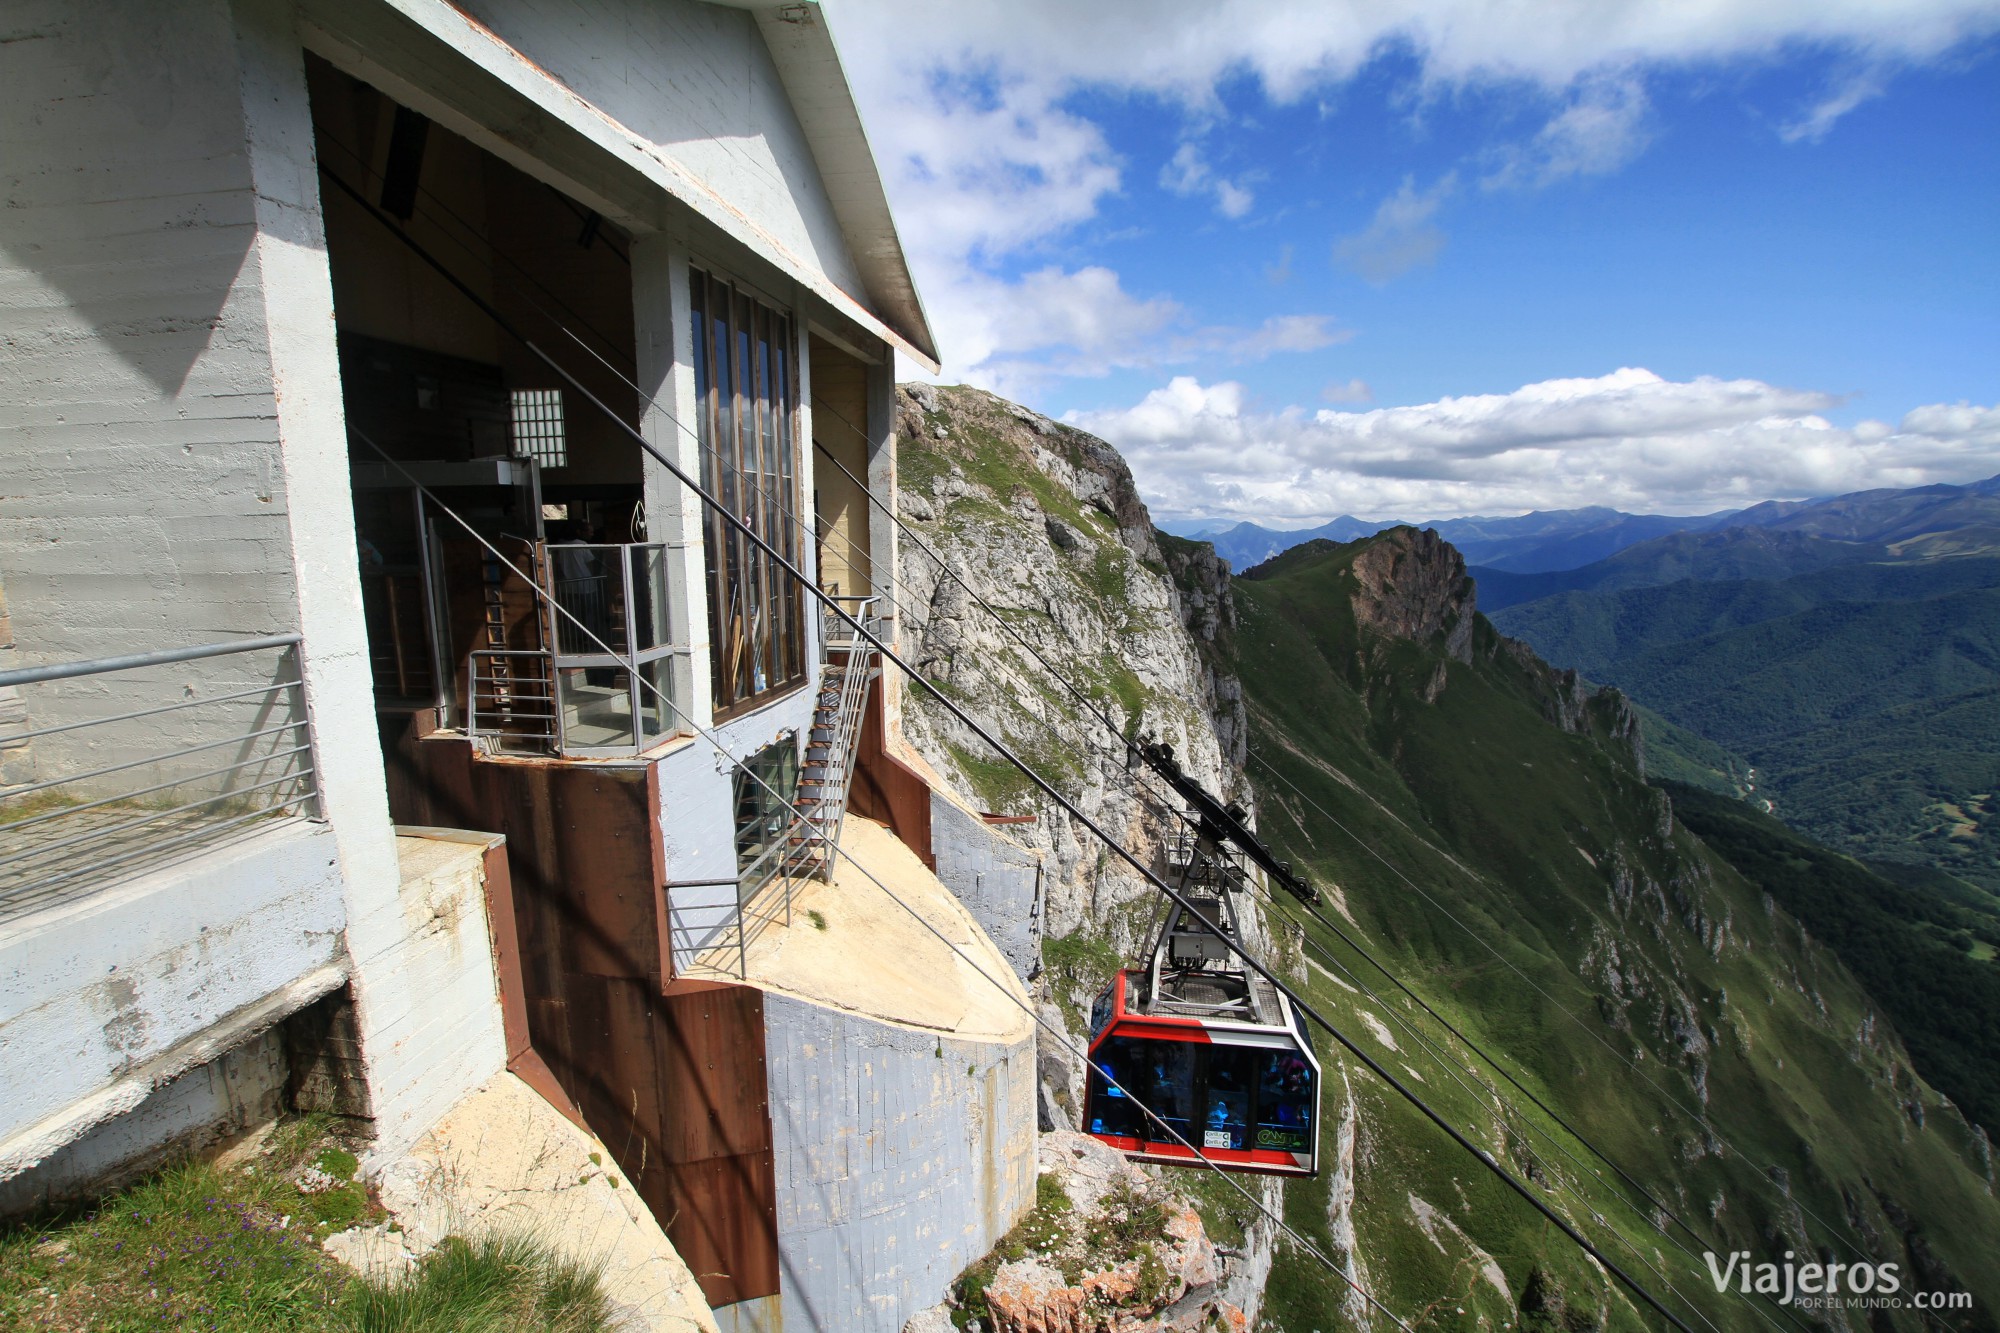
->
[0, 822, 346, 1176]
[229, 0, 505, 1161]
[0, 0, 308, 769]
[455, 0, 869, 305]
[359, 830, 511, 1156]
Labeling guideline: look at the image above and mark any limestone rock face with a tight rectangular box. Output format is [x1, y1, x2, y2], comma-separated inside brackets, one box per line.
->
[979, 1134, 1242, 1333]
[1347, 526, 1476, 664]
[892, 386, 1275, 1329]
[891, 385, 1249, 957]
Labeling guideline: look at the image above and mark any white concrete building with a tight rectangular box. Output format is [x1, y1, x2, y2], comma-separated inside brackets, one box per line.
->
[0, 3, 1038, 1328]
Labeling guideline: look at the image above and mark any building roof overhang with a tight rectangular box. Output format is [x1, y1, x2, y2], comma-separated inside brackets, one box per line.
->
[300, 0, 940, 371]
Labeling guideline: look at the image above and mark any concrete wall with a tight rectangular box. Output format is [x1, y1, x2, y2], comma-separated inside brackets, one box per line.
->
[0, 0, 511, 1176]
[0, 1028, 287, 1216]
[455, 0, 868, 304]
[930, 797, 1044, 984]
[0, 822, 346, 1179]
[0, 0, 310, 765]
[761, 995, 1038, 1333]
[354, 831, 510, 1154]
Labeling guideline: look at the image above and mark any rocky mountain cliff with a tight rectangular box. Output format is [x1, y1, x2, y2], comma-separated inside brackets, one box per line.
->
[886, 385, 2000, 1333]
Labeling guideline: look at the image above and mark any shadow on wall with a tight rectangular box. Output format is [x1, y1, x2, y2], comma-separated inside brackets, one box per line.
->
[0, 2, 265, 398]
[376, 721, 781, 1313]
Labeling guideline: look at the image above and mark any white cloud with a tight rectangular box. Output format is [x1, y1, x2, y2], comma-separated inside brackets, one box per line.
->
[1780, 66, 1890, 142]
[1335, 174, 1457, 284]
[826, 0, 2000, 384]
[1323, 378, 1375, 405]
[833, 1, 2000, 104]
[1065, 369, 2000, 521]
[1485, 76, 1652, 189]
[1160, 142, 1257, 218]
[945, 265, 1348, 399]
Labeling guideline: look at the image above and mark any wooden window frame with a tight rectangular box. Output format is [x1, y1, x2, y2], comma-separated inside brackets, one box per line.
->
[691, 268, 806, 718]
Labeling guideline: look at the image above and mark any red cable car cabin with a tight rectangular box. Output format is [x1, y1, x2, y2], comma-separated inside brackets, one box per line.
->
[1083, 966, 1321, 1177]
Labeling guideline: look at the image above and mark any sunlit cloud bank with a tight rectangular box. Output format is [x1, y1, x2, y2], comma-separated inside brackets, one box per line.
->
[1065, 370, 2000, 521]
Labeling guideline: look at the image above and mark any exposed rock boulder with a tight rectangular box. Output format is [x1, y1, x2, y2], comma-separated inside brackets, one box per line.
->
[1346, 526, 1476, 664]
[972, 1134, 1243, 1333]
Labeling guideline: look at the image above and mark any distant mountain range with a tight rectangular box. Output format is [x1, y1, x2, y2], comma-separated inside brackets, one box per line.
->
[1477, 473, 2000, 894]
[1169, 506, 1737, 574]
[1166, 471, 2000, 579]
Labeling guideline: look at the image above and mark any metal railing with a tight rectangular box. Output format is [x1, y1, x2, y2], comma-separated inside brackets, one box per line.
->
[466, 648, 559, 754]
[671, 597, 885, 977]
[0, 636, 319, 922]
[463, 541, 687, 758]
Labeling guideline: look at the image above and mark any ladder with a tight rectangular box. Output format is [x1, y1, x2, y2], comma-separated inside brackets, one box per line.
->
[785, 597, 879, 881]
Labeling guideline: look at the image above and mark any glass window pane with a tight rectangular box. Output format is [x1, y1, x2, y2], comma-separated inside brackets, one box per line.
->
[550, 544, 620, 655]
[557, 665, 634, 750]
[1201, 1045, 1255, 1150]
[630, 546, 669, 652]
[637, 656, 675, 745]
[1086, 1036, 1147, 1140]
[693, 268, 803, 712]
[1254, 1049, 1315, 1154]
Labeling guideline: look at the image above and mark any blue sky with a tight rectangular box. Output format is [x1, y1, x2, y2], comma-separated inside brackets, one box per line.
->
[833, 2, 2000, 523]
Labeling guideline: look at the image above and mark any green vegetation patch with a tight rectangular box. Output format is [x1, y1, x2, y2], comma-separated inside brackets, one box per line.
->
[0, 1119, 617, 1333]
[946, 742, 1036, 813]
[1666, 780, 2000, 1133]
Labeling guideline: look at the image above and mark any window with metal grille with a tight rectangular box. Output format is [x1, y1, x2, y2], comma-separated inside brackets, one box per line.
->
[691, 268, 804, 714]
[510, 387, 567, 468]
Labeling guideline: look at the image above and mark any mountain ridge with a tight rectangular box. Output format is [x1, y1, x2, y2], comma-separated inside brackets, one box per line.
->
[892, 384, 2000, 1331]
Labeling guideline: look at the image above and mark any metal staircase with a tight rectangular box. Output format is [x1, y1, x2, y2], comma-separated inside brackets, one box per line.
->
[691, 597, 882, 978]
[786, 596, 880, 881]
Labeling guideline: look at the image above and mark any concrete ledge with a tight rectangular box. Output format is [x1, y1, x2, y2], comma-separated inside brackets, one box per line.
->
[710, 818, 1033, 1046]
[0, 961, 345, 1180]
[0, 820, 348, 1157]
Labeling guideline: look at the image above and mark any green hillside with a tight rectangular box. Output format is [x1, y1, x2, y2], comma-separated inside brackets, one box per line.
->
[1490, 563, 2000, 890]
[1664, 782, 2000, 1130]
[1472, 528, 1888, 612]
[1222, 533, 1998, 1332]
[1489, 556, 2000, 676]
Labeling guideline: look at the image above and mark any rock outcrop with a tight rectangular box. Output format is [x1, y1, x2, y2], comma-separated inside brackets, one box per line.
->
[1346, 526, 1477, 664]
[975, 1134, 1244, 1333]
[890, 386, 1276, 1326]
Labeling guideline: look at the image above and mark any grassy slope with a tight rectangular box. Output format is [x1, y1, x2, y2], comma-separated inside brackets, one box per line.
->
[1227, 538, 1999, 1333]
[0, 1118, 614, 1333]
[1492, 562, 2000, 892]
[1663, 782, 2000, 1132]
[1471, 530, 1889, 613]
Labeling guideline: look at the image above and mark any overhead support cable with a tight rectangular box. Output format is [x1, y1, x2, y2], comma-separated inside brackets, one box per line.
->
[805, 392, 1822, 1332]
[321, 162, 1696, 1331]
[351, 430, 1415, 1332]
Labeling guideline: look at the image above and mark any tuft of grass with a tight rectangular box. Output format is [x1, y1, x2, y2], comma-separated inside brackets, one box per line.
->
[806, 908, 827, 931]
[0, 1119, 619, 1333]
[0, 1155, 357, 1331]
[946, 742, 1036, 814]
[341, 1233, 612, 1333]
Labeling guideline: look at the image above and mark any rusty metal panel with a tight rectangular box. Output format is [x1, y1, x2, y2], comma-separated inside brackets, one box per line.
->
[657, 985, 772, 1163]
[379, 731, 779, 1308]
[849, 677, 935, 868]
[656, 1148, 780, 1309]
[655, 985, 779, 1307]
